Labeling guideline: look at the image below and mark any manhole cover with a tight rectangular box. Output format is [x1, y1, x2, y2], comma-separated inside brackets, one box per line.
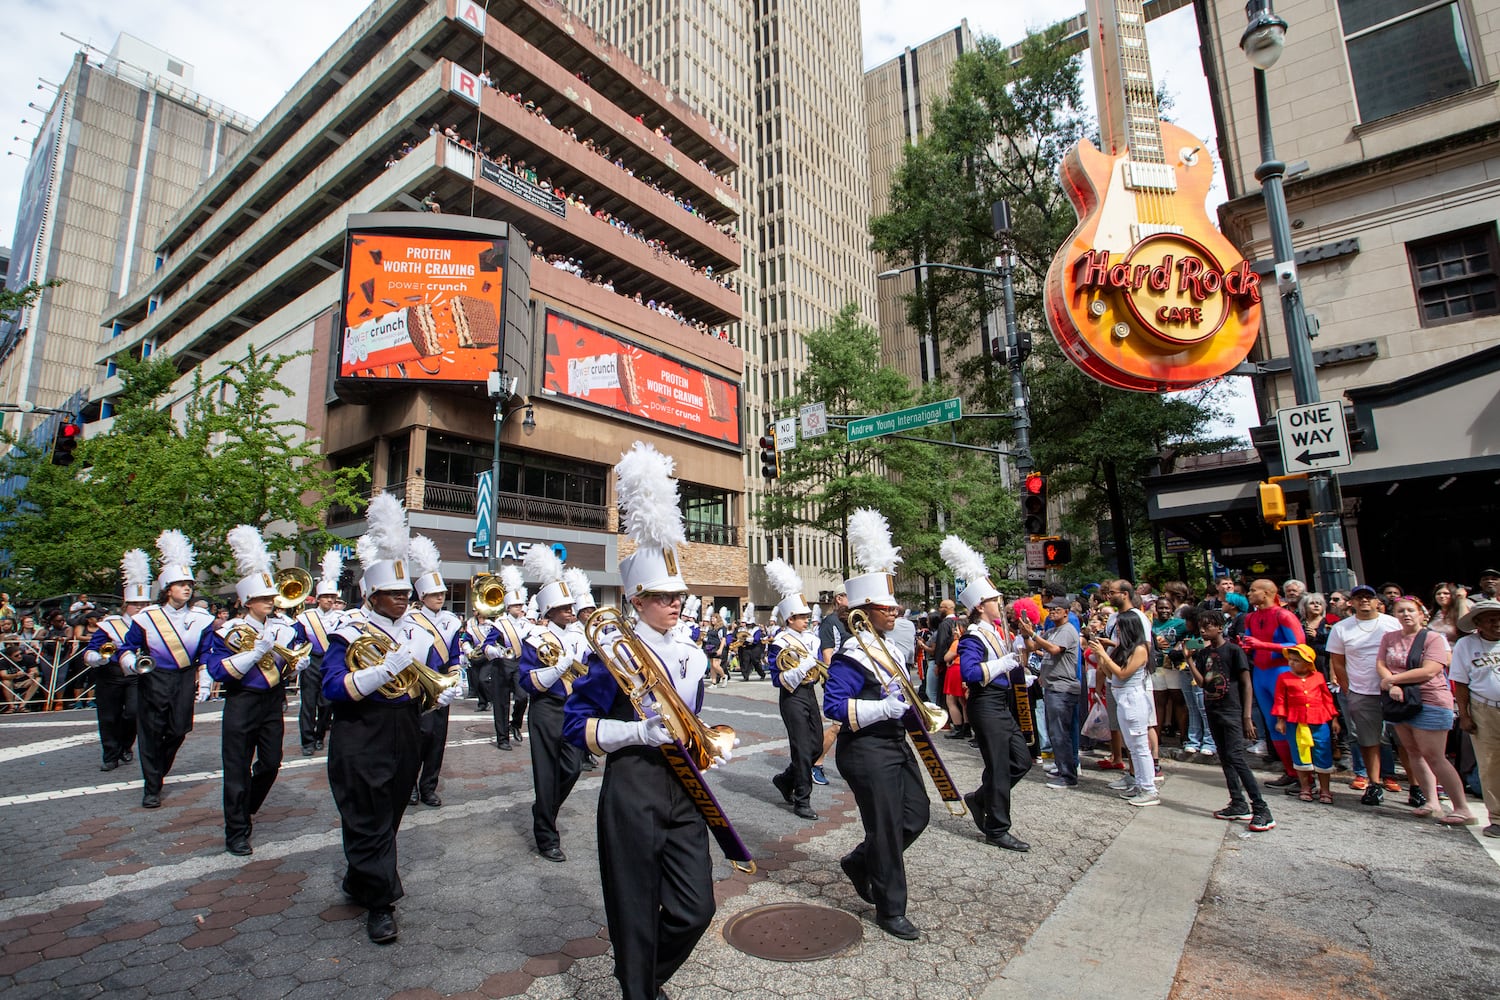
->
[722, 903, 862, 961]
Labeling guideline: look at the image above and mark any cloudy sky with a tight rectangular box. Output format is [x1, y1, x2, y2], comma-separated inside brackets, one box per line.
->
[0, 0, 1253, 430]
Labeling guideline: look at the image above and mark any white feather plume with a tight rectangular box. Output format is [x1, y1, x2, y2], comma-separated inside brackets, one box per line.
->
[499, 565, 524, 596]
[363, 492, 408, 562]
[940, 535, 990, 587]
[682, 594, 700, 620]
[848, 508, 901, 574]
[614, 442, 687, 551]
[524, 542, 566, 586]
[564, 567, 594, 606]
[744, 604, 757, 620]
[526, 596, 538, 618]
[408, 535, 441, 577]
[121, 549, 151, 589]
[157, 529, 195, 573]
[764, 558, 803, 600]
[717, 606, 731, 623]
[227, 524, 273, 578]
[356, 534, 380, 569]
[319, 548, 343, 585]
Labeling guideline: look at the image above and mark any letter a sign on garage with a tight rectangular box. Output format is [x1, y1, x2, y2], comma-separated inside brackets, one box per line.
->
[1275, 401, 1351, 473]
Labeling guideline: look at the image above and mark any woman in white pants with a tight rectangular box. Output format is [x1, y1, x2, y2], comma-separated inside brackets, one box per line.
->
[1091, 612, 1159, 806]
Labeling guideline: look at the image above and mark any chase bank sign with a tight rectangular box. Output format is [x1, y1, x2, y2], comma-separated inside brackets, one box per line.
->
[466, 536, 569, 562]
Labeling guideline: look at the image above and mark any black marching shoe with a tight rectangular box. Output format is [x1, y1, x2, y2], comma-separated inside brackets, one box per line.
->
[421, 793, 442, 808]
[302, 746, 315, 757]
[963, 791, 988, 834]
[497, 740, 513, 752]
[366, 906, 398, 944]
[141, 793, 161, 809]
[510, 723, 524, 743]
[793, 804, 819, 821]
[410, 787, 419, 805]
[121, 751, 133, 762]
[986, 831, 1030, 853]
[314, 740, 324, 751]
[771, 772, 794, 804]
[582, 754, 597, 771]
[839, 855, 874, 904]
[540, 847, 566, 863]
[100, 760, 118, 772]
[226, 837, 253, 857]
[876, 915, 920, 940]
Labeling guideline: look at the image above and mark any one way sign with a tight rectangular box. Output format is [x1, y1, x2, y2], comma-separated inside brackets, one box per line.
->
[1275, 401, 1352, 472]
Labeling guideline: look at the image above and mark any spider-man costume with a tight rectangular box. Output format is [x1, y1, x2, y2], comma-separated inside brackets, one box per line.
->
[1241, 604, 1306, 778]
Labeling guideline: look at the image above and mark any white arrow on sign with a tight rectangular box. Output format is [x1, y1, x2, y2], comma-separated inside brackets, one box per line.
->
[1275, 401, 1352, 472]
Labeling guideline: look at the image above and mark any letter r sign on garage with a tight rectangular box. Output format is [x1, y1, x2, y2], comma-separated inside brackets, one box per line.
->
[1275, 401, 1352, 473]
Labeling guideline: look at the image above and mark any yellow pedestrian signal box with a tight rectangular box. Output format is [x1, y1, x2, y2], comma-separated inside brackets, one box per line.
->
[1258, 482, 1286, 525]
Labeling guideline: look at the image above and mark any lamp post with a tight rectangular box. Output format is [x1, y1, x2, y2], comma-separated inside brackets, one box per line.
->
[1241, 0, 1352, 593]
[485, 372, 534, 573]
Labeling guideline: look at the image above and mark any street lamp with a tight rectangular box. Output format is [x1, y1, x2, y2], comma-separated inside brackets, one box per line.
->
[1240, 0, 1352, 593]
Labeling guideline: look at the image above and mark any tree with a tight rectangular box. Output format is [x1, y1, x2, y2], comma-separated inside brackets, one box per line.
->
[0, 349, 368, 597]
[869, 27, 1238, 582]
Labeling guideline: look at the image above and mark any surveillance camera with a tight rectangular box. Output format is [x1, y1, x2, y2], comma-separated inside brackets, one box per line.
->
[1275, 261, 1298, 292]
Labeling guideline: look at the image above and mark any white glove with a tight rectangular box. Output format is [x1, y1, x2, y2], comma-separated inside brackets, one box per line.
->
[988, 653, 1019, 687]
[436, 682, 461, 708]
[531, 665, 566, 691]
[707, 736, 742, 770]
[350, 647, 412, 697]
[781, 665, 810, 688]
[484, 643, 505, 660]
[84, 649, 104, 667]
[196, 668, 212, 703]
[252, 632, 276, 657]
[594, 714, 673, 753]
[878, 689, 908, 721]
[119, 652, 138, 675]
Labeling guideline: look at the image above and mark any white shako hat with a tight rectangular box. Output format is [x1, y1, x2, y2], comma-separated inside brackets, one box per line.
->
[316, 549, 343, 597]
[681, 594, 701, 621]
[526, 543, 574, 615]
[228, 525, 278, 603]
[500, 564, 526, 608]
[766, 558, 812, 623]
[743, 604, 758, 623]
[409, 535, 446, 597]
[844, 508, 901, 608]
[155, 529, 196, 594]
[565, 567, 596, 612]
[359, 493, 412, 594]
[121, 549, 152, 604]
[940, 534, 1001, 611]
[615, 442, 689, 596]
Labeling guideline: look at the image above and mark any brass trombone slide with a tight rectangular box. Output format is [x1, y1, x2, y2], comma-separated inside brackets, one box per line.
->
[847, 608, 967, 816]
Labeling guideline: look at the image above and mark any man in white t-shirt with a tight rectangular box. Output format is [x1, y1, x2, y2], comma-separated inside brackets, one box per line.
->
[1326, 585, 1401, 805]
[1452, 599, 1500, 838]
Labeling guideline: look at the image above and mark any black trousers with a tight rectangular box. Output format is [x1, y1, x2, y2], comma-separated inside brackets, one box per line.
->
[490, 656, 527, 744]
[297, 658, 333, 750]
[1206, 709, 1265, 809]
[835, 725, 929, 921]
[739, 645, 766, 681]
[94, 673, 138, 766]
[528, 694, 582, 851]
[598, 745, 714, 1000]
[967, 685, 1033, 837]
[222, 685, 286, 841]
[777, 685, 822, 809]
[137, 668, 197, 797]
[416, 704, 449, 798]
[328, 700, 421, 910]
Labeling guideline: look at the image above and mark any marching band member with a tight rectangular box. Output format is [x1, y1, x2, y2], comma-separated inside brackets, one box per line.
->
[118, 530, 217, 810]
[564, 442, 731, 1000]
[823, 509, 930, 940]
[564, 568, 602, 773]
[738, 606, 767, 681]
[518, 546, 586, 861]
[484, 566, 531, 751]
[84, 550, 149, 771]
[765, 558, 821, 820]
[461, 603, 495, 712]
[322, 494, 460, 943]
[943, 535, 1031, 852]
[205, 525, 300, 856]
[294, 550, 345, 756]
[407, 536, 463, 808]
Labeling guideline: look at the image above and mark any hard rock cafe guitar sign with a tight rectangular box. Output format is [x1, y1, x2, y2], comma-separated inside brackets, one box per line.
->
[1045, 0, 1262, 391]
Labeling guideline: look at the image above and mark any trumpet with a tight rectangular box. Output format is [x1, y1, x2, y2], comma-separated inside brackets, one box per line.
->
[775, 644, 825, 685]
[348, 630, 459, 712]
[225, 623, 308, 686]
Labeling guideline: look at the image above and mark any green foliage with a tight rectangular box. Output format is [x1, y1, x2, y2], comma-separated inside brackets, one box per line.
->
[0, 349, 368, 598]
[0, 280, 62, 325]
[869, 27, 1240, 581]
[758, 305, 1021, 600]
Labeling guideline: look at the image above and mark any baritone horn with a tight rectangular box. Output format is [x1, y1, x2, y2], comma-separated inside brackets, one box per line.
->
[847, 608, 947, 733]
[225, 623, 309, 685]
[776, 644, 825, 685]
[471, 574, 507, 618]
[348, 630, 459, 712]
[273, 567, 314, 611]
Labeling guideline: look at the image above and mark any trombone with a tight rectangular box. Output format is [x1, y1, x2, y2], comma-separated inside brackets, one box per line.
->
[847, 608, 965, 816]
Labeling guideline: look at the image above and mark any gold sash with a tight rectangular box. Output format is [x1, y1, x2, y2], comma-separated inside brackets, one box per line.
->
[142, 607, 193, 669]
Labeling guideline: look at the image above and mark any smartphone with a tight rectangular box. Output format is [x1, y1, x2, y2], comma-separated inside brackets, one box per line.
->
[1183, 637, 1206, 651]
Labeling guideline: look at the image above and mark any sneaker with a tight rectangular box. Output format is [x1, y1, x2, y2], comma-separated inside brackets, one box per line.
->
[1106, 775, 1135, 791]
[1213, 802, 1253, 821]
[1382, 777, 1402, 793]
[1044, 777, 1075, 790]
[1181, 747, 1199, 758]
[1408, 786, 1428, 809]
[1483, 824, 1500, 839]
[1360, 785, 1384, 807]
[1247, 741, 1268, 756]
[1350, 776, 1369, 791]
[1126, 792, 1161, 807]
[1098, 759, 1126, 771]
[1247, 809, 1277, 832]
[1266, 774, 1300, 788]
[1045, 764, 1059, 776]
[811, 765, 829, 786]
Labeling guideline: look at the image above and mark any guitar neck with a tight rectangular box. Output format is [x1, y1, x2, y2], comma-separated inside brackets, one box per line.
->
[1090, 0, 1167, 167]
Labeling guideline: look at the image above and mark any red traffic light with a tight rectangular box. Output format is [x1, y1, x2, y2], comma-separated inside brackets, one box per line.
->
[60, 423, 81, 438]
[51, 420, 83, 466]
[1024, 472, 1044, 494]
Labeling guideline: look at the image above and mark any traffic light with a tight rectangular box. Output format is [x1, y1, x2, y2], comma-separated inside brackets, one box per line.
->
[51, 421, 81, 466]
[1043, 538, 1072, 566]
[1021, 472, 1047, 536]
[758, 432, 780, 479]
[1258, 482, 1286, 526]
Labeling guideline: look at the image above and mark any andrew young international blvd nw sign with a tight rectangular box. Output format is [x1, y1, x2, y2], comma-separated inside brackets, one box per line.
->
[846, 398, 962, 443]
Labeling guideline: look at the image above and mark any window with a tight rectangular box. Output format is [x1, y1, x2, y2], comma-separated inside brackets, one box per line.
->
[680, 482, 736, 545]
[1407, 224, 1499, 326]
[387, 434, 410, 487]
[425, 432, 489, 486]
[497, 451, 608, 507]
[1339, 1, 1478, 122]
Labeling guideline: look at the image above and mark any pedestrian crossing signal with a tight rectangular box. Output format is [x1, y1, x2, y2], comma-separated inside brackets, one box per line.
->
[1043, 539, 1072, 566]
[758, 433, 780, 479]
[1258, 482, 1286, 526]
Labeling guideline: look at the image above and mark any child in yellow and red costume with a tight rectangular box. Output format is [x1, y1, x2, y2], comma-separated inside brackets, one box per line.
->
[1272, 644, 1341, 804]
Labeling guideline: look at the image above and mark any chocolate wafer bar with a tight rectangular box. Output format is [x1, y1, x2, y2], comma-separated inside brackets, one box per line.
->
[452, 295, 500, 348]
[406, 305, 443, 357]
[703, 374, 730, 422]
[616, 352, 640, 406]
